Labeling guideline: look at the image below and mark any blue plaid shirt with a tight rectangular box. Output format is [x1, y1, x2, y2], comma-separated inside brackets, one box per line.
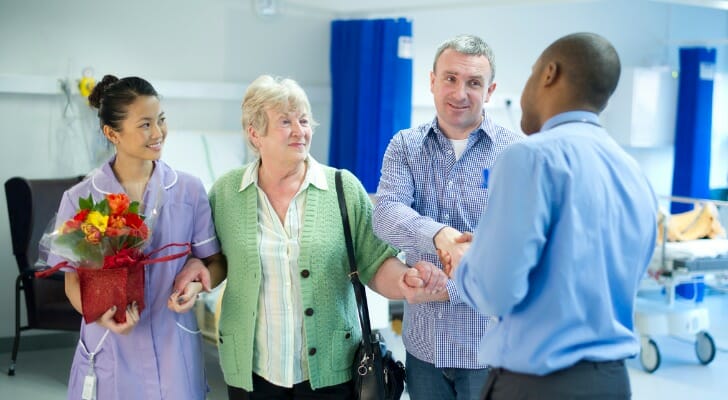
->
[373, 113, 522, 368]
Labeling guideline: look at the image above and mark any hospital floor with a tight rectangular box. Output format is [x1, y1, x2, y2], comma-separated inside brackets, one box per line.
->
[1, 291, 726, 399]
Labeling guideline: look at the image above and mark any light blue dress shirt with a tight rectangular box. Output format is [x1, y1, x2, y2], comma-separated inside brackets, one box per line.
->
[373, 113, 522, 368]
[455, 111, 658, 375]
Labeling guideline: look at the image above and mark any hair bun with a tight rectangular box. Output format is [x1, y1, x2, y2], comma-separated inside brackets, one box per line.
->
[87, 74, 120, 109]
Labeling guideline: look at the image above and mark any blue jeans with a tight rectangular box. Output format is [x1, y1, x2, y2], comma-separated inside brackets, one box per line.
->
[405, 352, 489, 400]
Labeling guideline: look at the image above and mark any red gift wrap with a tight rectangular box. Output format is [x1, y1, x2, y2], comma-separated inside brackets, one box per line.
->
[77, 267, 129, 323]
[37, 242, 191, 324]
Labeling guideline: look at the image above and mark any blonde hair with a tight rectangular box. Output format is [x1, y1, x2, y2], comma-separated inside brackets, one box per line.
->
[241, 75, 317, 153]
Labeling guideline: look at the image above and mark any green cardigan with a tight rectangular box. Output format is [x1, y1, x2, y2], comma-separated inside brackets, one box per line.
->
[210, 164, 398, 391]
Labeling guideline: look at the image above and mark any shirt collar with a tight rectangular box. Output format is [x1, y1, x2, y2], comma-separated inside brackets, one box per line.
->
[541, 111, 600, 131]
[91, 156, 177, 195]
[239, 155, 328, 192]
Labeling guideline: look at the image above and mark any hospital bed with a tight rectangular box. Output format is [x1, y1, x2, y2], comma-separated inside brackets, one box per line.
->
[634, 196, 728, 373]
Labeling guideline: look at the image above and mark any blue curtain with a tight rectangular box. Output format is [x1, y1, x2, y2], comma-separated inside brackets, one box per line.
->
[671, 47, 716, 213]
[329, 18, 413, 193]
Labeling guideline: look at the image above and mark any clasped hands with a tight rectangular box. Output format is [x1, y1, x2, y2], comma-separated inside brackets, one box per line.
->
[168, 257, 211, 313]
[434, 226, 473, 278]
[398, 261, 450, 303]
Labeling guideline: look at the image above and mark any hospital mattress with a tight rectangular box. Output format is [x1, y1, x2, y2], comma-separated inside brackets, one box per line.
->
[651, 239, 728, 273]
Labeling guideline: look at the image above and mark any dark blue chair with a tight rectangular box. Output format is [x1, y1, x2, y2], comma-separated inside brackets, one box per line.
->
[4, 176, 83, 376]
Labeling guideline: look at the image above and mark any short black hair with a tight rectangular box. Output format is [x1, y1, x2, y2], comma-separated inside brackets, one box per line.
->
[542, 32, 620, 112]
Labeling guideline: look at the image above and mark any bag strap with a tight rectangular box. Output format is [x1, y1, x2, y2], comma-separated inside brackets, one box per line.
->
[335, 170, 377, 354]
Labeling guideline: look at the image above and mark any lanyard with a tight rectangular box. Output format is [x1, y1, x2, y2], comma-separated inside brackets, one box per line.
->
[79, 329, 110, 400]
[547, 119, 602, 129]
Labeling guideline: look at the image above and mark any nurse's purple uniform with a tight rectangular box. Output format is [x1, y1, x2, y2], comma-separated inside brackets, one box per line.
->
[49, 158, 220, 400]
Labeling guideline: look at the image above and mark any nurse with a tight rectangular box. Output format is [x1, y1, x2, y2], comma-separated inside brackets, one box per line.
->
[49, 75, 224, 400]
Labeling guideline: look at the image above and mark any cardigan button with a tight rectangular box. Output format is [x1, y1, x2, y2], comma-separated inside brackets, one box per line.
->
[345, 333, 351, 339]
[301, 269, 310, 278]
[309, 348, 317, 356]
[305, 308, 314, 316]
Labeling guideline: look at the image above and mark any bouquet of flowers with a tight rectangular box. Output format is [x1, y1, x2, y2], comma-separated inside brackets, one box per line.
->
[37, 193, 190, 324]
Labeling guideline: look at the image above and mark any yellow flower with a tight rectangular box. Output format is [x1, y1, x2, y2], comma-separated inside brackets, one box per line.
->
[86, 211, 109, 233]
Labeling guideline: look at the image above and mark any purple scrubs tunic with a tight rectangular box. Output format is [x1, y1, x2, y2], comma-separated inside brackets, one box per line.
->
[49, 158, 220, 400]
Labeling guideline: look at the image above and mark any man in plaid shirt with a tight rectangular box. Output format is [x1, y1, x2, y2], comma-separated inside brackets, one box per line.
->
[373, 34, 522, 400]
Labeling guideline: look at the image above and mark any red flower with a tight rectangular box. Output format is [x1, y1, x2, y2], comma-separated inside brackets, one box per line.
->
[105, 215, 127, 237]
[73, 209, 90, 222]
[124, 213, 148, 239]
[105, 227, 124, 237]
[125, 213, 144, 229]
[131, 224, 150, 240]
[107, 193, 130, 216]
[62, 219, 82, 233]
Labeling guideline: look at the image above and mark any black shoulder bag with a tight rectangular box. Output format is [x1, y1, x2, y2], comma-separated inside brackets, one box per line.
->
[335, 170, 406, 400]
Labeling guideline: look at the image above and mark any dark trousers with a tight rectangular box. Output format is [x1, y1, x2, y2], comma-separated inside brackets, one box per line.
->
[227, 374, 354, 400]
[481, 360, 631, 400]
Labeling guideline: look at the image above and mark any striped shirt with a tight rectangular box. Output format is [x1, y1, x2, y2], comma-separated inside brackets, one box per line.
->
[373, 113, 523, 368]
[244, 157, 327, 387]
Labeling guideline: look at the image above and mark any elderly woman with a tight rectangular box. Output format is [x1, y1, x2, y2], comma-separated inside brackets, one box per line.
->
[176, 75, 446, 399]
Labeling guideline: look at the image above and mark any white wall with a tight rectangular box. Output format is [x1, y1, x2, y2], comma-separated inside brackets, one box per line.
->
[1, 0, 727, 340]
[366, 0, 728, 197]
[0, 0, 333, 339]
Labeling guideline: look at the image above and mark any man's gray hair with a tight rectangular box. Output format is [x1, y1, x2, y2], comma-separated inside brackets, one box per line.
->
[433, 34, 496, 82]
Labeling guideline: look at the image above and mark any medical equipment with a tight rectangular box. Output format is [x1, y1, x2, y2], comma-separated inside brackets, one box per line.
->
[634, 196, 728, 373]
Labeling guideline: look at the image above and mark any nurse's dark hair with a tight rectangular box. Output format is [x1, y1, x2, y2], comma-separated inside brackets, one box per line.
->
[88, 75, 159, 131]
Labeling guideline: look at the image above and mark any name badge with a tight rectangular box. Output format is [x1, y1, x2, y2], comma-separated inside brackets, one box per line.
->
[82, 373, 96, 400]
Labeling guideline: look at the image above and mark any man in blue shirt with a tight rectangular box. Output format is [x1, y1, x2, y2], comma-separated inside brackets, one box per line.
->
[373, 34, 522, 399]
[446, 32, 658, 399]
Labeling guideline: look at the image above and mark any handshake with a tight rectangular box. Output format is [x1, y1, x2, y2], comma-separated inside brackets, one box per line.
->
[396, 227, 473, 304]
[435, 227, 473, 278]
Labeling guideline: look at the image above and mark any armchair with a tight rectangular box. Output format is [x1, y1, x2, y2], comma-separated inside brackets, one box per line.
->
[4, 176, 84, 376]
